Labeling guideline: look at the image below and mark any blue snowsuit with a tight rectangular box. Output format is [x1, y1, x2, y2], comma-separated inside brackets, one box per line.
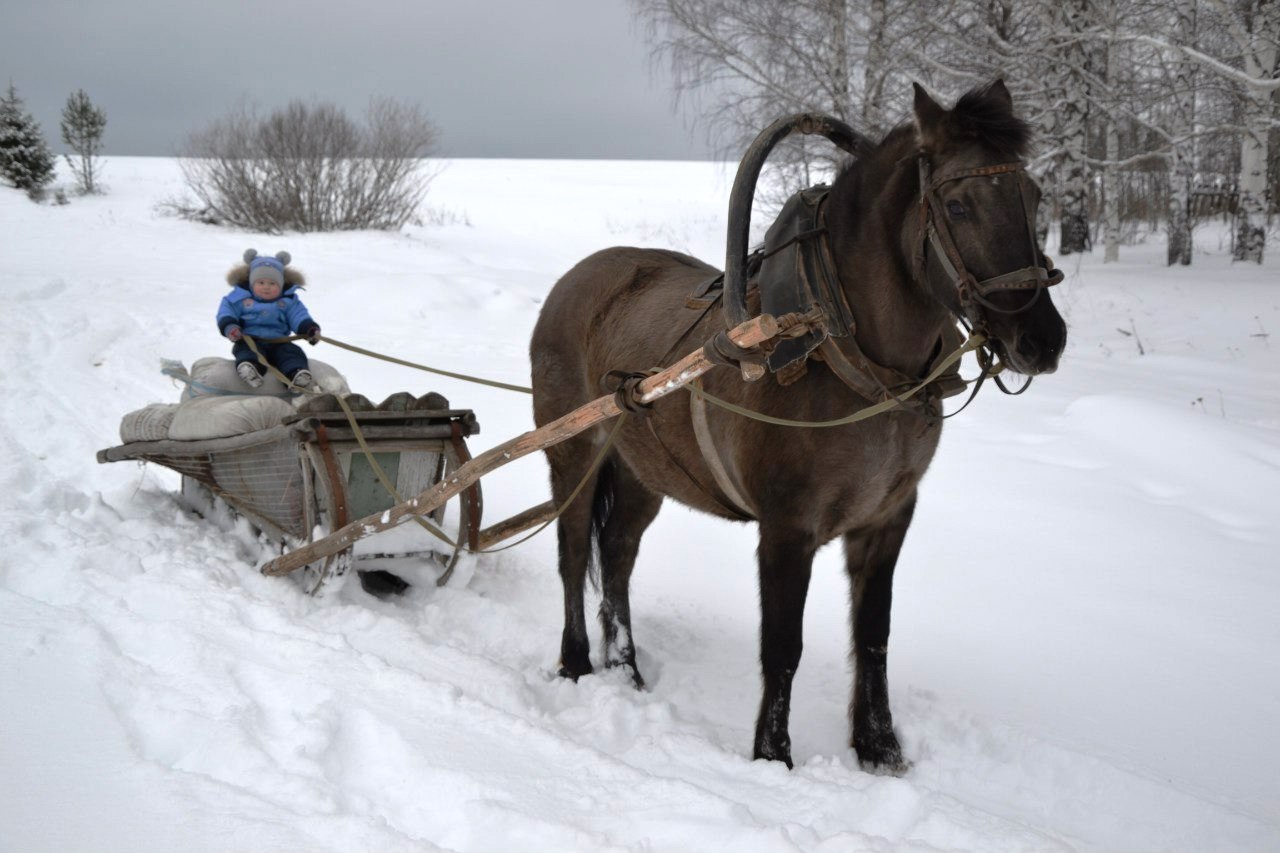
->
[216, 285, 319, 378]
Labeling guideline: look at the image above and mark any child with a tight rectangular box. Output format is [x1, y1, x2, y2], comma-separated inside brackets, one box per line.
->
[217, 249, 321, 389]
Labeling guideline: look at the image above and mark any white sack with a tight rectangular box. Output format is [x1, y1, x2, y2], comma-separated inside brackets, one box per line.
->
[184, 357, 350, 401]
[167, 395, 297, 441]
[119, 404, 179, 443]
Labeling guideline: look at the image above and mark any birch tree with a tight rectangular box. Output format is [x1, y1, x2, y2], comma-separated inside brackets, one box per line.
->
[1228, 0, 1278, 262]
[632, 0, 1277, 265]
[1164, 1, 1199, 265]
[1050, 0, 1097, 255]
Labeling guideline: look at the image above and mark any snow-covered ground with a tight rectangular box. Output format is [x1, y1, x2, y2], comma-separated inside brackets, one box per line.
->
[1, 157, 1277, 852]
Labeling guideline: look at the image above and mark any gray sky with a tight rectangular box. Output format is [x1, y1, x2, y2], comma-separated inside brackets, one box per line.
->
[2, 0, 714, 160]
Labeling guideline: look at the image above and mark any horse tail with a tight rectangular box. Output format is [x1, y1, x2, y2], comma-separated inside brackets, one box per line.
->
[587, 453, 617, 588]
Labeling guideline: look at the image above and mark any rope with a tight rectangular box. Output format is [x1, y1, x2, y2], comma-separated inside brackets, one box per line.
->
[685, 333, 987, 428]
[243, 335, 460, 555]
[263, 333, 532, 394]
[242, 323, 985, 562]
[244, 333, 623, 560]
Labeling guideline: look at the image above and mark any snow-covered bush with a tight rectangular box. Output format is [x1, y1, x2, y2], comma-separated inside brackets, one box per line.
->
[0, 83, 56, 193]
[175, 99, 438, 233]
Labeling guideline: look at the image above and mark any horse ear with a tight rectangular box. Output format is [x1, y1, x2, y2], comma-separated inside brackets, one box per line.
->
[912, 82, 946, 150]
[988, 78, 1013, 110]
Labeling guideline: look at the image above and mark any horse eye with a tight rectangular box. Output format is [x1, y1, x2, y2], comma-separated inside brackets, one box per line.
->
[945, 199, 967, 218]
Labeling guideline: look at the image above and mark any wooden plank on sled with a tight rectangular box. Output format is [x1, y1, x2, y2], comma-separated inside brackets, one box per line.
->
[258, 313, 782, 576]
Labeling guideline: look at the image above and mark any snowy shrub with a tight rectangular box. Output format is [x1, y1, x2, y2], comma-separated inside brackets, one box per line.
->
[0, 83, 56, 193]
[176, 99, 438, 233]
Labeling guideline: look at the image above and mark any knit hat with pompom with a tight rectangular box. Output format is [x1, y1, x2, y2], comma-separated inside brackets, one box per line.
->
[245, 248, 291, 287]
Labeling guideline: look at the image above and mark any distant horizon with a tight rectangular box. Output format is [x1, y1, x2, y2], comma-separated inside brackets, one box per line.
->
[2, 0, 716, 161]
[79, 150, 725, 163]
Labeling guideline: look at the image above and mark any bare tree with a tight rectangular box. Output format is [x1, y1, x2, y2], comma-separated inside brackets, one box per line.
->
[1047, 0, 1098, 255]
[60, 89, 106, 194]
[175, 99, 438, 233]
[1166, 0, 1199, 266]
[1102, 0, 1279, 262]
[1228, 0, 1279, 262]
[633, 0, 928, 183]
[634, 0, 1278, 265]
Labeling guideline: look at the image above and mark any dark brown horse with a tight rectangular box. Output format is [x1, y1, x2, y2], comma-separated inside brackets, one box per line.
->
[529, 81, 1066, 772]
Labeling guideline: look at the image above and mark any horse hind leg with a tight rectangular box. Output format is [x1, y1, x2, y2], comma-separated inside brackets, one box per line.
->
[546, 434, 600, 681]
[595, 456, 661, 689]
[844, 496, 916, 775]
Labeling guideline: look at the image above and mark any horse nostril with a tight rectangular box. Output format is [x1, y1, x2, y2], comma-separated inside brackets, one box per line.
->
[1017, 332, 1061, 373]
[1016, 333, 1039, 361]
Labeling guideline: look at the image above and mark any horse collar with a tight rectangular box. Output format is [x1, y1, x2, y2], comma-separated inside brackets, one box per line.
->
[754, 186, 855, 373]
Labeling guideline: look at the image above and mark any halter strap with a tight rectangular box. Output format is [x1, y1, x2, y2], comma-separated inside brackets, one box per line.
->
[916, 156, 1062, 310]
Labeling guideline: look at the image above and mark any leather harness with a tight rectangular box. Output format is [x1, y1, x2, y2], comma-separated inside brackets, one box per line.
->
[674, 156, 1060, 520]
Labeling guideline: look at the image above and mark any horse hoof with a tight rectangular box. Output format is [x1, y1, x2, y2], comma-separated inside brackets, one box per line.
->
[557, 660, 593, 681]
[854, 736, 910, 776]
[857, 755, 912, 776]
[753, 742, 794, 769]
[605, 660, 645, 690]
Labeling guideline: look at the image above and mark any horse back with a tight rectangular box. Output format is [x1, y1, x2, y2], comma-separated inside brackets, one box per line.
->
[532, 247, 719, 413]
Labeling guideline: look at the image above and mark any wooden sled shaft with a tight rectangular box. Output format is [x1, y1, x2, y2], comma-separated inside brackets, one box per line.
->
[259, 314, 781, 576]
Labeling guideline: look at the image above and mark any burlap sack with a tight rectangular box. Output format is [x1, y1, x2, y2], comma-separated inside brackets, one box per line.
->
[167, 395, 297, 440]
[119, 404, 179, 443]
[184, 357, 350, 401]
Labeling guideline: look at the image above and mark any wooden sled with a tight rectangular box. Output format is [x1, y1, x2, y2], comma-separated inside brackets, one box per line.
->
[98, 393, 485, 594]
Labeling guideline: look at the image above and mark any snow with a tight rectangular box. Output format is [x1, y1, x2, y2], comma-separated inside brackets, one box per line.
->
[2, 157, 1278, 852]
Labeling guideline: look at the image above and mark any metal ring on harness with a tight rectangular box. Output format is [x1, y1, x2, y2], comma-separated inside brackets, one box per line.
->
[702, 330, 767, 370]
[601, 370, 656, 417]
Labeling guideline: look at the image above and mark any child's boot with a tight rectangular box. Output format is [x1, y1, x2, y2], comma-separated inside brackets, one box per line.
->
[237, 362, 264, 388]
[291, 369, 313, 388]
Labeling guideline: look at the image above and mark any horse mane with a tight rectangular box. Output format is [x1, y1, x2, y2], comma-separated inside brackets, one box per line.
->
[834, 82, 1033, 188]
[949, 83, 1033, 158]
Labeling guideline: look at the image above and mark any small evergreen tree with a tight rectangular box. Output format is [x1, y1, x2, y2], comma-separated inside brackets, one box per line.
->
[0, 83, 56, 192]
[61, 89, 106, 194]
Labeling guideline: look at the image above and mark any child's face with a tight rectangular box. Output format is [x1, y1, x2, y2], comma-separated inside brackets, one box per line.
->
[252, 278, 282, 300]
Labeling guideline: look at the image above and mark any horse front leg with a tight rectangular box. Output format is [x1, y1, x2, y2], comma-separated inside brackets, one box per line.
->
[844, 495, 915, 774]
[753, 525, 816, 768]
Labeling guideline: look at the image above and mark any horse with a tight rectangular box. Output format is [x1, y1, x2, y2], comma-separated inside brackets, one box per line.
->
[529, 80, 1066, 773]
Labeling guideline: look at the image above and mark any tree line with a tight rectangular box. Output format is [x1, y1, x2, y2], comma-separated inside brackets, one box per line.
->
[0, 84, 106, 198]
[0, 83, 437, 233]
[633, 0, 1279, 264]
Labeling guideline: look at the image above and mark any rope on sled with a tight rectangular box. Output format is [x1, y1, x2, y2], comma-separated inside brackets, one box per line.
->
[242, 335, 464, 569]
[264, 333, 533, 394]
[244, 334, 621, 563]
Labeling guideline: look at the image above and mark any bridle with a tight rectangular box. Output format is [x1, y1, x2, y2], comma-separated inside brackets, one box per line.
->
[914, 156, 1063, 325]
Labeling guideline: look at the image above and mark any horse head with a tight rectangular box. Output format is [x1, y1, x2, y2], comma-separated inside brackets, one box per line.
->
[909, 80, 1067, 376]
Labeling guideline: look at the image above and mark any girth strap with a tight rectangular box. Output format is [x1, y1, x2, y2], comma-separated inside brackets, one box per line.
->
[689, 380, 756, 519]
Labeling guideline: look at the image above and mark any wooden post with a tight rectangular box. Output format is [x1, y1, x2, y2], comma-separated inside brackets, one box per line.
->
[475, 500, 556, 550]
[260, 314, 781, 576]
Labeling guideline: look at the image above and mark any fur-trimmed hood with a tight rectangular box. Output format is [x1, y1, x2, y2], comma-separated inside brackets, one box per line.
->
[226, 263, 306, 289]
